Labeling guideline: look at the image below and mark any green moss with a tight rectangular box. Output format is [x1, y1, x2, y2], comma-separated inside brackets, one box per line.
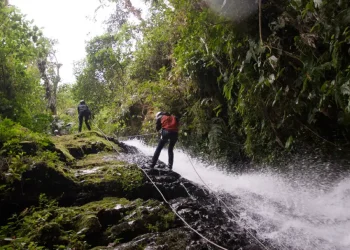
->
[79, 164, 144, 192]
[1, 195, 176, 249]
[0, 121, 75, 188]
[124, 200, 175, 232]
[0, 119, 52, 152]
[2, 149, 73, 186]
[75, 153, 122, 169]
[52, 131, 121, 155]
[0, 197, 131, 249]
[1, 128, 124, 187]
[80, 197, 131, 210]
[146, 207, 175, 233]
[0, 239, 45, 250]
[72, 151, 143, 193]
[77, 215, 102, 235]
[55, 144, 75, 162]
[34, 222, 62, 247]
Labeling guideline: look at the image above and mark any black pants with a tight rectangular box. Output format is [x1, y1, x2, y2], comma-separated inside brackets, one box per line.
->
[78, 113, 91, 132]
[151, 130, 178, 168]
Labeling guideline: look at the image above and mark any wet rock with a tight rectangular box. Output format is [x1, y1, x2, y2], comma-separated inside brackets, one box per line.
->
[113, 228, 192, 250]
[21, 162, 78, 202]
[0, 162, 78, 224]
[97, 208, 125, 227]
[65, 108, 76, 116]
[77, 215, 102, 235]
[34, 222, 62, 248]
[102, 200, 177, 244]
[67, 142, 109, 159]
[67, 145, 85, 159]
[52, 132, 118, 160]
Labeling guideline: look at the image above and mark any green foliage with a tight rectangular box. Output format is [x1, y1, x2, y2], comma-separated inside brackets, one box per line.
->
[39, 193, 58, 209]
[0, 3, 52, 132]
[0, 119, 52, 151]
[74, 0, 350, 161]
[0, 119, 63, 187]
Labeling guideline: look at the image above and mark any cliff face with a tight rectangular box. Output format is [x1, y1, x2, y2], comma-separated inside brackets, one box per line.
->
[0, 130, 266, 249]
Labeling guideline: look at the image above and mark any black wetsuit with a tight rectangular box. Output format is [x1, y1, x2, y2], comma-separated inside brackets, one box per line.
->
[77, 104, 91, 132]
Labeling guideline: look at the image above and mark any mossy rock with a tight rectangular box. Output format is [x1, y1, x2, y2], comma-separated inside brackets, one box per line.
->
[0, 198, 132, 249]
[0, 125, 186, 250]
[52, 131, 121, 160]
[33, 222, 63, 248]
[1, 130, 143, 223]
[77, 215, 102, 236]
[0, 197, 177, 249]
[74, 152, 124, 169]
[0, 162, 78, 224]
[74, 162, 145, 204]
[0, 119, 54, 157]
[104, 200, 176, 244]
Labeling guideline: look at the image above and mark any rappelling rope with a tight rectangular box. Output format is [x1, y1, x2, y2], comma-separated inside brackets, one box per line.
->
[178, 142, 271, 250]
[92, 125, 229, 250]
[114, 132, 158, 139]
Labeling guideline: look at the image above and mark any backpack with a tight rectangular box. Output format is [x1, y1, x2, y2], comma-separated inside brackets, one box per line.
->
[79, 104, 90, 115]
[161, 115, 179, 132]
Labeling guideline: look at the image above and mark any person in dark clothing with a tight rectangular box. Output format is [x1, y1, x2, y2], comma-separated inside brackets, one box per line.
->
[77, 100, 91, 132]
[150, 112, 179, 170]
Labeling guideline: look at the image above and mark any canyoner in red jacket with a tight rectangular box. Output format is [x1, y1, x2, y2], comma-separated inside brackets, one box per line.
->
[150, 111, 179, 170]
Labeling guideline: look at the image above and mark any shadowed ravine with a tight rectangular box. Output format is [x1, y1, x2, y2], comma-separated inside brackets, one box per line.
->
[123, 139, 350, 250]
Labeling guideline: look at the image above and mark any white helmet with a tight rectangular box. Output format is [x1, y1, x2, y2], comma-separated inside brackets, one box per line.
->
[156, 111, 163, 119]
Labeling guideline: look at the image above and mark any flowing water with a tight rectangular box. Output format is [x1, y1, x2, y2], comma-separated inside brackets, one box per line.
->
[123, 139, 350, 250]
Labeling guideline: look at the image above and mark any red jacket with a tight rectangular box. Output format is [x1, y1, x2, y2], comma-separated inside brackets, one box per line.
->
[156, 114, 179, 132]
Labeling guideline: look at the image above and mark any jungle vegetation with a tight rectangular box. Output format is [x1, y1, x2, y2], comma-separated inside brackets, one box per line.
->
[0, 0, 62, 132]
[1, 0, 350, 162]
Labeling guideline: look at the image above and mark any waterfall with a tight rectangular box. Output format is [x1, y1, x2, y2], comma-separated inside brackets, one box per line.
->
[123, 139, 350, 250]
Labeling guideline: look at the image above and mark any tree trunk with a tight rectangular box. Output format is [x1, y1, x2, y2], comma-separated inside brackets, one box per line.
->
[37, 59, 60, 115]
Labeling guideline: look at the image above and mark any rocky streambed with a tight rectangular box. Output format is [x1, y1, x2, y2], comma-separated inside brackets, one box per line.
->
[0, 130, 268, 249]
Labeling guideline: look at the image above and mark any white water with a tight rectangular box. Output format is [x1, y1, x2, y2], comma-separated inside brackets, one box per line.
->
[123, 139, 350, 250]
